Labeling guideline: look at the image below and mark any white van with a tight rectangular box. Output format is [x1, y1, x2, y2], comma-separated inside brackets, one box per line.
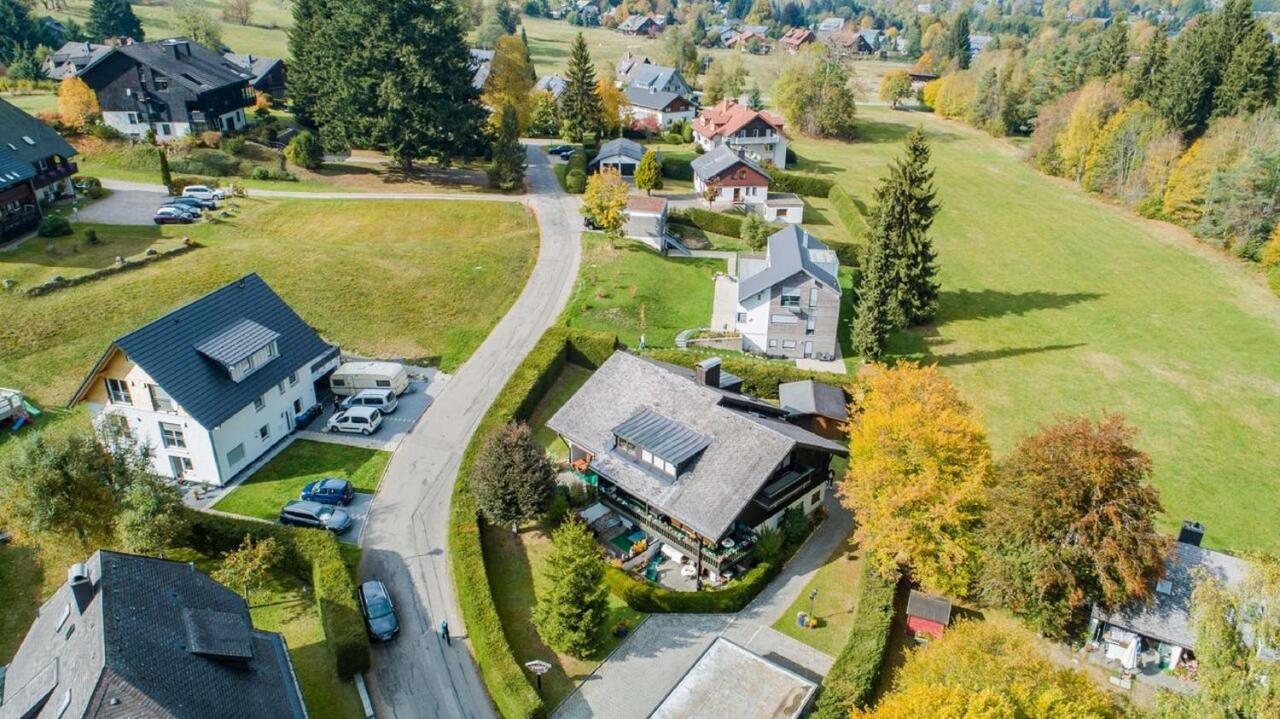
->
[341, 388, 399, 414]
[329, 361, 409, 397]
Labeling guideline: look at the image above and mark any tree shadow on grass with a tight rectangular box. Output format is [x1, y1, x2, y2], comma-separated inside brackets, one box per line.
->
[937, 288, 1104, 323]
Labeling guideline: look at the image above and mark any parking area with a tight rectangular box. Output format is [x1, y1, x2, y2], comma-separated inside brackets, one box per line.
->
[75, 188, 166, 225]
[342, 492, 374, 545]
[297, 371, 447, 451]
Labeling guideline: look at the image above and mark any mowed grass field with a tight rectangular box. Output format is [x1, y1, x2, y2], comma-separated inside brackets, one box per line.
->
[212, 440, 390, 521]
[50, 0, 292, 58]
[797, 106, 1280, 553]
[0, 197, 539, 407]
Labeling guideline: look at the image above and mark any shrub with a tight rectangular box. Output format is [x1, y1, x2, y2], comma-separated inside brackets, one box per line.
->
[809, 565, 898, 717]
[285, 130, 324, 170]
[76, 175, 105, 200]
[643, 349, 851, 398]
[37, 215, 72, 237]
[83, 229, 100, 246]
[604, 561, 779, 613]
[170, 148, 242, 177]
[169, 175, 220, 194]
[221, 136, 247, 156]
[754, 526, 785, 564]
[770, 170, 835, 196]
[661, 156, 693, 181]
[566, 169, 587, 193]
[669, 207, 742, 237]
[544, 486, 572, 527]
[828, 185, 868, 241]
[568, 150, 587, 174]
[781, 507, 809, 545]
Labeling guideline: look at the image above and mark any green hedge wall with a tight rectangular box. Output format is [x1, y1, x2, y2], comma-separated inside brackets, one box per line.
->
[662, 156, 693, 181]
[604, 561, 778, 613]
[669, 208, 743, 238]
[809, 565, 898, 718]
[770, 170, 835, 197]
[829, 185, 869, 242]
[187, 511, 372, 678]
[450, 327, 618, 719]
[643, 349, 853, 399]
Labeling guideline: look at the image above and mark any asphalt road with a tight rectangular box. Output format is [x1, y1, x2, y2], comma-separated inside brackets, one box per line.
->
[358, 147, 582, 719]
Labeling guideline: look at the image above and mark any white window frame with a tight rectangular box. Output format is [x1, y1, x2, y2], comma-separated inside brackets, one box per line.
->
[258, 424, 270, 441]
[159, 422, 186, 449]
[106, 378, 132, 405]
[254, 396, 265, 412]
[227, 443, 246, 467]
[782, 340, 797, 349]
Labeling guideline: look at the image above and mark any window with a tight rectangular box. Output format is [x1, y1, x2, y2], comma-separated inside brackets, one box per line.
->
[254, 396, 265, 412]
[231, 340, 279, 382]
[780, 287, 801, 307]
[159, 422, 185, 449]
[226, 443, 246, 467]
[768, 339, 778, 348]
[809, 287, 819, 307]
[782, 340, 797, 349]
[777, 208, 788, 218]
[810, 491, 821, 505]
[278, 380, 288, 396]
[289, 371, 299, 387]
[126, 112, 140, 124]
[736, 312, 747, 323]
[148, 384, 175, 412]
[376, 380, 391, 388]
[333, 378, 346, 387]
[105, 413, 129, 436]
[771, 314, 798, 324]
[106, 378, 132, 405]
[293, 399, 303, 413]
[806, 316, 816, 335]
[258, 424, 270, 441]
[159, 123, 171, 136]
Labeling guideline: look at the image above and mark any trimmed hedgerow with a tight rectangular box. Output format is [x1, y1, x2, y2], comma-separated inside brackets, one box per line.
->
[809, 565, 898, 718]
[829, 185, 869, 241]
[603, 560, 777, 613]
[450, 327, 618, 719]
[661, 156, 693, 181]
[770, 170, 835, 197]
[669, 207, 743, 238]
[643, 349, 852, 399]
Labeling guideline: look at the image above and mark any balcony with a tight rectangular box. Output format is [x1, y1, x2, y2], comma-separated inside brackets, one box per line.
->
[599, 486, 754, 570]
[32, 161, 78, 189]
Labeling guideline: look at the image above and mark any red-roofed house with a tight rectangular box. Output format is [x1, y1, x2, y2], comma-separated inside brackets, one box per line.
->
[692, 99, 789, 168]
[781, 27, 816, 53]
[906, 590, 952, 641]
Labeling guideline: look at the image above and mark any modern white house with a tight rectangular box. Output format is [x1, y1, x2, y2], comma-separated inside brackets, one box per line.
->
[69, 274, 339, 486]
[692, 99, 789, 168]
[691, 144, 771, 207]
[735, 225, 842, 360]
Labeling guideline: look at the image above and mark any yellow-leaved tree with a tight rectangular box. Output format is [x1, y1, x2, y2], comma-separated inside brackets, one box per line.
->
[595, 71, 629, 136]
[1055, 80, 1124, 183]
[841, 362, 991, 596]
[482, 35, 535, 132]
[58, 76, 100, 129]
[581, 167, 629, 238]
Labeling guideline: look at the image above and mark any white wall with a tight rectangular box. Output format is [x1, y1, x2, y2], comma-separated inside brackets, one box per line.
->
[101, 111, 192, 139]
[736, 289, 771, 352]
[754, 483, 827, 534]
[210, 361, 320, 484]
[692, 176, 768, 205]
[631, 105, 694, 128]
[763, 203, 803, 224]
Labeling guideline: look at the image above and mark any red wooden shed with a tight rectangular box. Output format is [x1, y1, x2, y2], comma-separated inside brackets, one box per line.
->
[906, 590, 952, 640]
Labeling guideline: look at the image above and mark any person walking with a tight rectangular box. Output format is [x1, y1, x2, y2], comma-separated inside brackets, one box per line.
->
[439, 619, 451, 646]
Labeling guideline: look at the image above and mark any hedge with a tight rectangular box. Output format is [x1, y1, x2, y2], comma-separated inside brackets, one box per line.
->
[450, 327, 618, 719]
[770, 170, 835, 197]
[604, 559, 778, 613]
[186, 511, 372, 678]
[662, 156, 693, 181]
[829, 185, 869, 242]
[643, 349, 852, 399]
[669, 207, 742, 238]
[809, 565, 898, 718]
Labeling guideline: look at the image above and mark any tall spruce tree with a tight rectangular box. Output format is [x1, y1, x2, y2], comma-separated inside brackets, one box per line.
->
[1129, 27, 1168, 103]
[87, 0, 143, 42]
[1157, 20, 1217, 135]
[489, 103, 526, 191]
[286, 0, 329, 128]
[1095, 15, 1128, 78]
[895, 128, 940, 325]
[1213, 24, 1278, 117]
[561, 32, 603, 142]
[533, 518, 609, 658]
[946, 13, 971, 70]
[853, 210, 897, 362]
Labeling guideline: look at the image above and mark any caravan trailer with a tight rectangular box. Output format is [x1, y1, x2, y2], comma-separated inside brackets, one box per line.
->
[329, 361, 409, 397]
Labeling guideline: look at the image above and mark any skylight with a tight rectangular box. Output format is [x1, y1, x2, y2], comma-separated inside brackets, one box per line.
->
[22, 136, 36, 145]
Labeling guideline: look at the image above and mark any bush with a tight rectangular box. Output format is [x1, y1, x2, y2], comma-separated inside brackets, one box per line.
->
[221, 136, 247, 156]
[754, 526, 785, 564]
[37, 214, 73, 237]
[249, 166, 297, 181]
[568, 150, 588, 173]
[170, 148, 243, 177]
[809, 565, 898, 717]
[604, 561, 779, 613]
[566, 169, 587, 193]
[87, 123, 124, 140]
[169, 175, 220, 194]
[770, 170, 835, 196]
[669, 207, 742, 238]
[75, 175, 105, 199]
[285, 130, 324, 170]
[644, 348, 851, 398]
[828, 185, 868, 241]
[661, 156, 693, 181]
[83, 228, 100, 246]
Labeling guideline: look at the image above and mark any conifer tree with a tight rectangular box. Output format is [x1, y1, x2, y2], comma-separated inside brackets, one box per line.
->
[853, 200, 898, 361]
[489, 103, 526, 191]
[286, 0, 330, 128]
[1129, 27, 1168, 103]
[87, 0, 143, 42]
[945, 13, 971, 70]
[1096, 15, 1128, 78]
[1213, 24, 1278, 117]
[634, 149, 662, 195]
[895, 128, 940, 325]
[1157, 21, 1217, 135]
[561, 32, 603, 142]
[472, 422, 555, 532]
[534, 518, 609, 658]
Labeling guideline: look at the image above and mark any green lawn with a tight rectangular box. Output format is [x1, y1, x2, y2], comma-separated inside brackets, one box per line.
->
[1, 91, 57, 116]
[1, 198, 538, 407]
[49, 0, 291, 58]
[482, 523, 645, 709]
[211, 440, 390, 521]
[559, 232, 720, 347]
[800, 106, 1280, 553]
[770, 526, 866, 656]
[528, 364, 594, 460]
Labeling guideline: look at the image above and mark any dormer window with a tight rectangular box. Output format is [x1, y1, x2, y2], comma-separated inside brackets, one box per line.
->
[611, 408, 710, 479]
[195, 319, 281, 383]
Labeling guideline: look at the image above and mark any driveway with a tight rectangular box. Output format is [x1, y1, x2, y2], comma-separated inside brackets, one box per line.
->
[358, 146, 582, 719]
[299, 377, 443, 451]
[76, 188, 166, 225]
[341, 491, 373, 545]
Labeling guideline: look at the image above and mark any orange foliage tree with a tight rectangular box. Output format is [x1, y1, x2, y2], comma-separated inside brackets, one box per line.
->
[57, 76, 100, 129]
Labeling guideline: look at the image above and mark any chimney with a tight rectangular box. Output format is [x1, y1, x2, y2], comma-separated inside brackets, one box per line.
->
[68, 563, 94, 613]
[694, 357, 721, 388]
[1178, 520, 1205, 547]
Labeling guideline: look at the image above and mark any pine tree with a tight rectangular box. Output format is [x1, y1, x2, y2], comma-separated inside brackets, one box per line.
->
[534, 518, 609, 658]
[1129, 28, 1168, 103]
[489, 103, 526, 191]
[634, 149, 663, 195]
[286, 0, 327, 127]
[528, 91, 560, 136]
[945, 13, 971, 70]
[747, 82, 763, 110]
[0, 0, 39, 65]
[87, 0, 143, 42]
[158, 148, 173, 192]
[895, 128, 940, 324]
[561, 32, 603, 142]
[520, 26, 536, 82]
[472, 422, 555, 532]
[1213, 24, 1278, 117]
[1157, 21, 1216, 135]
[853, 201, 898, 362]
[1096, 15, 1128, 78]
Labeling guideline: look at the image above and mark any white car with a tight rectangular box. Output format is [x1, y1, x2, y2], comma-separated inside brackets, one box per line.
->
[326, 406, 383, 435]
[181, 185, 226, 204]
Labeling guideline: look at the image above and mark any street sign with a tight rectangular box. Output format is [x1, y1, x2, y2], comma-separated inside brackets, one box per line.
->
[525, 660, 552, 675]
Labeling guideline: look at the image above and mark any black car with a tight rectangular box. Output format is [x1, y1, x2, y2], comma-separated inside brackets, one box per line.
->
[357, 580, 399, 641]
[583, 215, 600, 230]
[167, 195, 216, 210]
[279, 500, 353, 534]
[545, 144, 569, 155]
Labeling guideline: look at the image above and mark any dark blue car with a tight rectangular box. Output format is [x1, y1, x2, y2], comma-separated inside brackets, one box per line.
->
[300, 477, 355, 506]
[358, 580, 399, 641]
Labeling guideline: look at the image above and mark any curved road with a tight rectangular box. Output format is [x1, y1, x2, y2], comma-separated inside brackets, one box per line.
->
[359, 148, 581, 718]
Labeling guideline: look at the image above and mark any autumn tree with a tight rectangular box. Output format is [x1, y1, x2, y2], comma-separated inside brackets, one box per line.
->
[561, 32, 603, 142]
[581, 167, 629, 237]
[488, 103, 525, 191]
[472, 422, 555, 532]
[1058, 80, 1125, 183]
[980, 415, 1170, 637]
[660, 27, 700, 82]
[533, 518, 609, 658]
[483, 35, 535, 131]
[118, 475, 191, 555]
[527, 90, 560, 137]
[57, 76, 99, 129]
[595, 74, 628, 136]
[213, 534, 283, 600]
[222, 0, 254, 26]
[634, 148, 662, 195]
[774, 47, 857, 138]
[842, 362, 992, 595]
[174, 0, 221, 49]
[1081, 101, 1175, 206]
[703, 51, 747, 105]
[878, 70, 912, 109]
[87, 0, 143, 42]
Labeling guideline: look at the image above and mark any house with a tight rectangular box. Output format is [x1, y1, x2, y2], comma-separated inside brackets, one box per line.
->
[626, 62, 693, 98]
[575, 0, 600, 24]
[547, 353, 848, 583]
[79, 38, 254, 139]
[469, 48, 495, 90]
[615, 52, 653, 85]
[692, 99, 788, 168]
[535, 74, 568, 99]
[857, 29, 885, 53]
[0, 97, 78, 243]
[624, 194, 670, 252]
[816, 17, 845, 39]
[1090, 521, 1274, 677]
[224, 53, 287, 99]
[68, 274, 340, 486]
[735, 225, 842, 360]
[651, 637, 817, 719]
[589, 137, 647, 175]
[969, 34, 994, 54]
[0, 551, 307, 718]
[781, 27, 816, 53]
[691, 144, 770, 206]
[906, 590, 953, 640]
[43, 41, 113, 80]
[762, 192, 804, 224]
[779, 379, 848, 439]
[618, 14, 663, 36]
[726, 25, 770, 51]
[622, 63, 696, 128]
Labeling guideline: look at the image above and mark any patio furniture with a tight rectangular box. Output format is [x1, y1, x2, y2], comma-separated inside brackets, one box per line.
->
[681, 565, 698, 578]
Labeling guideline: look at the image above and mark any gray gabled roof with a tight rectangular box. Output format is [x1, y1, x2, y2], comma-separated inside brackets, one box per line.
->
[223, 52, 284, 85]
[535, 74, 567, 98]
[70, 274, 334, 429]
[117, 38, 253, 94]
[690, 144, 769, 183]
[0, 97, 77, 178]
[738, 225, 841, 301]
[907, 590, 952, 625]
[0, 551, 306, 719]
[44, 41, 113, 80]
[590, 137, 646, 168]
[629, 63, 683, 93]
[194, 318, 282, 368]
[612, 407, 712, 467]
[624, 84, 685, 111]
[779, 380, 848, 421]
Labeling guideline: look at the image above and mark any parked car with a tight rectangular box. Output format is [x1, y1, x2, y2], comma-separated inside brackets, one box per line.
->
[161, 201, 202, 218]
[556, 147, 578, 159]
[300, 477, 355, 506]
[154, 206, 195, 224]
[341, 388, 399, 414]
[278, 500, 353, 534]
[583, 215, 600, 230]
[326, 406, 383, 435]
[167, 195, 215, 211]
[545, 144, 569, 155]
[357, 580, 400, 641]
[181, 185, 226, 203]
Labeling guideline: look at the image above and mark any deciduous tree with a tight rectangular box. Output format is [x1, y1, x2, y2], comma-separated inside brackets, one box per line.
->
[534, 518, 609, 658]
[528, 90, 560, 136]
[222, 0, 254, 26]
[284, 129, 323, 169]
[561, 32, 603, 142]
[841, 362, 992, 595]
[213, 534, 283, 600]
[634, 148, 662, 195]
[174, 1, 221, 49]
[879, 70, 912, 109]
[581, 167, 629, 237]
[595, 74, 627, 136]
[119, 475, 191, 555]
[472, 421, 555, 532]
[483, 34, 536, 131]
[774, 48, 857, 138]
[57, 76, 99, 129]
[660, 28, 700, 83]
[740, 212, 770, 250]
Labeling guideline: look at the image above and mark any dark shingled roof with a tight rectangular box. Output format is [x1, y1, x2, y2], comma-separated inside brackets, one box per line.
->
[907, 590, 953, 625]
[691, 144, 769, 183]
[70, 274, 333, 428]
[0, 96, 77, 185]
[738, 225, 841, 302]
[625, 84, 686, 111]
[0, 551, 306, 719]
[779, 380, 848, 422]
[590, 137, 646, 169]
[117, 38, 253, 93]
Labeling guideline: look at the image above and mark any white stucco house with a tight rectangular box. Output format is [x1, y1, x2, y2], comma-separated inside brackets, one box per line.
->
[691, 144, 771, 207]
[624, 64, 697, 129]
[69, 274, 339, 486]
[736, 226, 843, 360]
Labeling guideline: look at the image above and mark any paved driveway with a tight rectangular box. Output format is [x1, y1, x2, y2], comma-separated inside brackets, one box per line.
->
[341, 492, 373, 545]
[77, 188, 166, 225]
[300, 377, 442, 451]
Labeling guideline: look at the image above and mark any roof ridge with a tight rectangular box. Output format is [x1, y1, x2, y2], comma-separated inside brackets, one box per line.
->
[115, 273, 264, 345]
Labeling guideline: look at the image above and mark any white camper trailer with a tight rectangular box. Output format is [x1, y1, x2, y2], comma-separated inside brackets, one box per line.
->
[329, 361, 409, 397]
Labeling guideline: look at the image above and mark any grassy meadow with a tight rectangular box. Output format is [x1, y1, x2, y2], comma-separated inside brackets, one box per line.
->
[50, 0, 292, 58]
[0, 197, 539, 406]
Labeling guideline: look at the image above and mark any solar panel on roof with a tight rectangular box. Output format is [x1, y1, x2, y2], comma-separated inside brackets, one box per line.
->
[182, 608, 254, 660]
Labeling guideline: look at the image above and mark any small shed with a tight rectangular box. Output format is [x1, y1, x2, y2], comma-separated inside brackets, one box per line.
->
[779, 380, 848, 439]
[589, 138, 646, 176]
[906, 590, 952, 640]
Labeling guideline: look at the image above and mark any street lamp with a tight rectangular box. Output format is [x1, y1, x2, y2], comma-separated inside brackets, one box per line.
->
[808, 589, 818, 627]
